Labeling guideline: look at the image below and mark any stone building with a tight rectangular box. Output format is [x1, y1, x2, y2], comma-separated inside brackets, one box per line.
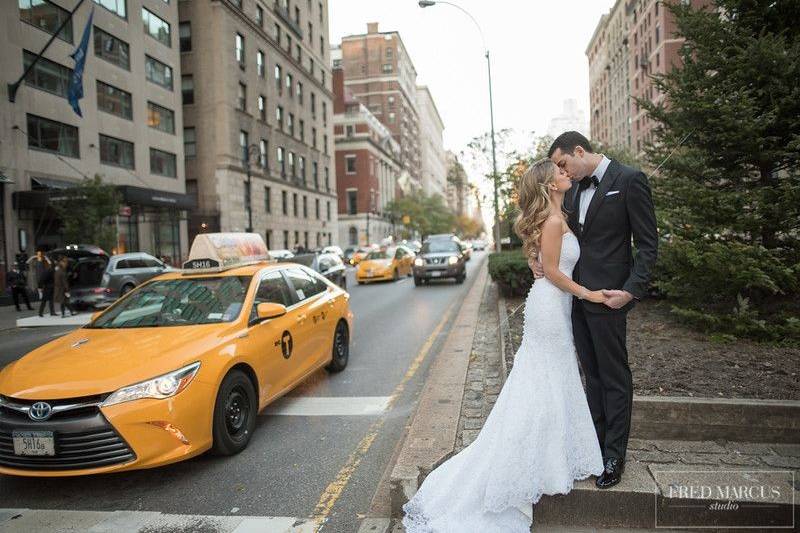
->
[416, 85, 447, 199]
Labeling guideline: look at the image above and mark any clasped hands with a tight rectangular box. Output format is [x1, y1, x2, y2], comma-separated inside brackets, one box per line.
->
[527, 257, 633, 309]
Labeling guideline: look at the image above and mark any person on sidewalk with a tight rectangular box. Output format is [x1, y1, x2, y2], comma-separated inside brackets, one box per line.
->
[37, 260, 56, 317]
[403, 158, 607, 532]
[6, 265, 33, 311]
[30, 250, 50, 300]
[54, 257, 76, 318]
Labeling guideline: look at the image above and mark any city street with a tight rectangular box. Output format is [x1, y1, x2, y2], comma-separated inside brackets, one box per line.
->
[0, 253, 486, 532]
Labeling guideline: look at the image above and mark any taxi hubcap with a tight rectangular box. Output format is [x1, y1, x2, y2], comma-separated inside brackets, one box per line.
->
[334, 324, 348, 359]
[225, 387, 250, 436]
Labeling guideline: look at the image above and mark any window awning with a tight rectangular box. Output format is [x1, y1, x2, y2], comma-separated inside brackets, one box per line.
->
[30, 176, 79, 190]
[0, 171, 13, 184]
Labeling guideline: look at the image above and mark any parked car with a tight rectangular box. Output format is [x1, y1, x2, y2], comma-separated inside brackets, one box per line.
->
[268, 249, 295, 260]
[279, 252, 347, 290]
[412, 238, 467, 286]
[321, 245, 344, 260]
[472, 240, 487, 251]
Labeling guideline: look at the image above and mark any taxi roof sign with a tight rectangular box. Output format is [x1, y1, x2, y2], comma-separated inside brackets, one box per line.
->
[183, 233, 269, 273]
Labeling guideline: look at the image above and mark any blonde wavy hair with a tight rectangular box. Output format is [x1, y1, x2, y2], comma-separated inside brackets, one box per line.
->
[513, 158, 558, 259]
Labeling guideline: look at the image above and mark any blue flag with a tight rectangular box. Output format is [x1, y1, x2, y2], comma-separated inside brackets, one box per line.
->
[68, 7, 94, 117]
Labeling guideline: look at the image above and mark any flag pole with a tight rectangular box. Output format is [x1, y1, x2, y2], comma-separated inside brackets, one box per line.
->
[7, 0, 88, 103]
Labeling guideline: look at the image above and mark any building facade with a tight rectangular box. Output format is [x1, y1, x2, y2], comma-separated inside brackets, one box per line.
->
[332, 66, 400, 247]
[338, 22, 421, 193]
[546, 99, 590, 139]
[416, 85, 447, 199]
[1, 0, 192, 281]
[179, 0, 336, 252]
[445, 151, 469, 217]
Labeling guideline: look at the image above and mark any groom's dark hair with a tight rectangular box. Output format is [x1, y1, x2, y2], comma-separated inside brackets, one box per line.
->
[548, 131, 594, 157]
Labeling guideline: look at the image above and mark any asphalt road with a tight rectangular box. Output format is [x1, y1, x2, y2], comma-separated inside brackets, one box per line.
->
[0, 252, 487, 532]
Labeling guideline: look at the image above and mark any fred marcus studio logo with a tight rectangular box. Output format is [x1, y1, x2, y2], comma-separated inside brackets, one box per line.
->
[654, 469, 795, 529]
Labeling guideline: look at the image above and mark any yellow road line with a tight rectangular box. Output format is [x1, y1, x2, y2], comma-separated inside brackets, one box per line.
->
[310, 301, 456, 531]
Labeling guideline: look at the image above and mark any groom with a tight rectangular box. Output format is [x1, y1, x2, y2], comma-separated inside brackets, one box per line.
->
[534, 131, 658, 488]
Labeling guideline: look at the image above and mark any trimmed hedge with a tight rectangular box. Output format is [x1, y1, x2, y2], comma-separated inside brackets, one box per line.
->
[488, 249, 534, 297]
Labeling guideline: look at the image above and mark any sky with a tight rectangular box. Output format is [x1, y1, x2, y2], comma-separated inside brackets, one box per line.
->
[328, 0, 616, 228]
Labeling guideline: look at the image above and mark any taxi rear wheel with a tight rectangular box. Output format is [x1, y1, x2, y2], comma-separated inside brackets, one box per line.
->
[392, 269, 399, 281]
[212, 370, 257, 455]
[325, 321, 349, 373]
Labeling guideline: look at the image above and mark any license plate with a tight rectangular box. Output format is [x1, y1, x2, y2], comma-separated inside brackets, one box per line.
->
[430, 271, 442, 277]
[12, 431, 55, 456]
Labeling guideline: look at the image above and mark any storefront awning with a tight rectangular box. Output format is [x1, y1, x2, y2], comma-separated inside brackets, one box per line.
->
[118, 185, 197, 210]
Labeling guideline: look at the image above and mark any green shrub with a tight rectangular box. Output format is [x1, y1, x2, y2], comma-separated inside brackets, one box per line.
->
[488, 249, 534, 297]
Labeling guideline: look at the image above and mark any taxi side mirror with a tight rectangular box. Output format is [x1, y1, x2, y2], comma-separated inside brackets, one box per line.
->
[91, 310, 103, 322]
[256, 302, 287, 320]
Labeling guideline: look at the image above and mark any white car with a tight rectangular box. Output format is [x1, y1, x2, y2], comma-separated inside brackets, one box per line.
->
[268, 249, 295, 260]
[321, 245, 344, 259]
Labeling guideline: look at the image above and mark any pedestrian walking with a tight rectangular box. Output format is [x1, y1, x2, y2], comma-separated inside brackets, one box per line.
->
[6, 265, 33, 311]
[37, 260, 56, 317]
[30, 250, 50, 300]
[54, 257, 76, 318]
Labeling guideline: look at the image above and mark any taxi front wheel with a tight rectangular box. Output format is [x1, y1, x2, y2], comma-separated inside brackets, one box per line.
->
[325, 321, 349, 373]
[212, 370, 257, 455]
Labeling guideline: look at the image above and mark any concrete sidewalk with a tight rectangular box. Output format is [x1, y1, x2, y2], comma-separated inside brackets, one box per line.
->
[0, 302, 92, 330]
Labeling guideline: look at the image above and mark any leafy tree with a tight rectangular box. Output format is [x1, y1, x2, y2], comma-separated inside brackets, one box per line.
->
[54, 174, 121, 253]
[640, 0, 800, 343]
[385, 191, 455, 239]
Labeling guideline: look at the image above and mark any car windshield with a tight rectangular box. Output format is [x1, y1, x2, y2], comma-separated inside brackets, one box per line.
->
[422, 241, 460, 254]
[366, 248, 395, 260]
[89, 276, 252, 328]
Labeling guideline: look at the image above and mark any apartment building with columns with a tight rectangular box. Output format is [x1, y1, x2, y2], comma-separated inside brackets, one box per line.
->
[179, 0, 337, 251]
[416, 85, 447, 199]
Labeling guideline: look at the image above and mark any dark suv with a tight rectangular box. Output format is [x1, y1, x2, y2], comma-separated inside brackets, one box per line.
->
[413, 238, 467, 286]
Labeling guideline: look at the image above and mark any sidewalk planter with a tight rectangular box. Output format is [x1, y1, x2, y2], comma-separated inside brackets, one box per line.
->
[487, 249, 533, 297]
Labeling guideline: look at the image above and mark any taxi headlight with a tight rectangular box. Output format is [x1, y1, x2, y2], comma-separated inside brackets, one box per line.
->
[102, 362, 201, 407]
[448, 256, 459, 265]
[414, 257, 424, 267]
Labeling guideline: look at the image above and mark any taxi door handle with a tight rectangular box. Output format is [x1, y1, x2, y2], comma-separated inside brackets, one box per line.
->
[296, 314, 307, 324]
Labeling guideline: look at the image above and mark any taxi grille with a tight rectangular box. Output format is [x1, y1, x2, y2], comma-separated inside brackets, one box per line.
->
[0, 410, 135, 471]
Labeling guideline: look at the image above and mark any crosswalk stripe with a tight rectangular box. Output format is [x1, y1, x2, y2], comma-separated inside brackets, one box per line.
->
[262, 396, 391, 417]
[0, 509, 315, 533]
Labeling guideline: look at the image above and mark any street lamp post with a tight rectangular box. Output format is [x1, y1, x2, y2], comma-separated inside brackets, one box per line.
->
[419, 0, 501, 252]
[242, 144, 262, 234]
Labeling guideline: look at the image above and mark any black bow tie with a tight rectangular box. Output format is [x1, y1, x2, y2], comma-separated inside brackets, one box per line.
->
[578, 175, 599, 192]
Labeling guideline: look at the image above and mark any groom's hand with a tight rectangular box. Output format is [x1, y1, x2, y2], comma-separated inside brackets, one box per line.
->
[601, 289, 634, 309]
[528, 257, 545, 279]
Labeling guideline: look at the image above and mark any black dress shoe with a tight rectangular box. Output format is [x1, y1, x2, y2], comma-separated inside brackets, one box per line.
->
[595, 457, 625, 489]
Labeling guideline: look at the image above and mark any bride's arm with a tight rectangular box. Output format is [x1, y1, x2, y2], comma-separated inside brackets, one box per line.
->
[539, 217, 607, 304]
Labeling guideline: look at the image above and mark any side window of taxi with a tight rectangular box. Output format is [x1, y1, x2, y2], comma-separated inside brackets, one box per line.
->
[250, 270, 295, 322]
[285, 267, 327, 302]
[395, 248, 405, 260]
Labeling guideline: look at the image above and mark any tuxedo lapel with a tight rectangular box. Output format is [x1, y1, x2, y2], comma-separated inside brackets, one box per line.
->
[566, 183, 580, 234]
[582, 159, 621, 236]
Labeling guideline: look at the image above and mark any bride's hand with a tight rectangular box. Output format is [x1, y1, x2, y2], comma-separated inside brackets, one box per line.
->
[585, 290, 608, 304]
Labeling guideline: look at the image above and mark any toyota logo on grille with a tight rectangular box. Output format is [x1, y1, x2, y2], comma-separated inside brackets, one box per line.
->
[29, 402, 52, 421]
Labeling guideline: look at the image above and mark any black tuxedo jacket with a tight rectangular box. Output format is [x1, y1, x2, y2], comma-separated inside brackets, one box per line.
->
[564, 159, 658, 314]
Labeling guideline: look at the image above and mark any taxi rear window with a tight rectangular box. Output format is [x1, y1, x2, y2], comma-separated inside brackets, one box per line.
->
[89, 276, 253, 328]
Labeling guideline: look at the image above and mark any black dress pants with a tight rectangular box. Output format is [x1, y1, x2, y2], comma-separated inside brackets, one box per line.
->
[572, 301, 633, 461]
[38, 287, 55, 316]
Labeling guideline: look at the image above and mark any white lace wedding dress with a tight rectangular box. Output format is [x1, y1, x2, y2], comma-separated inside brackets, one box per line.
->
[402, 232, 604, 532]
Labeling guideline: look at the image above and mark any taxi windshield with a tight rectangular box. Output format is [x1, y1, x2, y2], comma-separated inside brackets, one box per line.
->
[366, 248, 395, 260]
[89, 276, 252, 329]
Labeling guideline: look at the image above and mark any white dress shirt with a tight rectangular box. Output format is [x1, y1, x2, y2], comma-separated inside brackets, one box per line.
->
[579, 155, 611, 226]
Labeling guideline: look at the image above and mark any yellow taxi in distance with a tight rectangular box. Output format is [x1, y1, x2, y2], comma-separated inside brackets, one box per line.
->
[0, 233, 353, 477]
[356, 245, 415, 284]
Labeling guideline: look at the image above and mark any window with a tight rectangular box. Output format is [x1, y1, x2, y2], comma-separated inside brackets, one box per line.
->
[286, 73, 293, 95]
[150, 148, 177, 177]
[319, 36, 324, 55]
[292, 192, 298, 216]
[286, 34, 292, 53]
[655, 25, 660, 44]
[282, 190, 288, 214]
[257, 50, 265, 77]
[349, 226, 357, 245]
[276, 106, 284, 129]
[299, 119, 305, 142]
[382, 64, 392, 73]
[310, 93, 316, 116]
[322, 102, 327, 126]
[315, 198, 320, 219]
[386, 47, 393, 59]
[324, 167, 329, 191]
[288, 113, 294, 136]
[259, 139, 268, 168]
[20, 0, 73, 42]
[142, 8, 171, 47]
[264, 186, 271, 213]
[184, 127, 196, 157]
[294, 230, 299, 245]
[345, 155, 356, 174]
[94, 0, 126, 18]
[258, 95, 266, 121]
[277, 146, 285, 175]
[94, 27, 130, 70]
[302, 195, 308, 218]
[27, 114, 79, 158]
[252, 270, 295, 317]
[295, 44, 302, 62]
[181, 75, 194, 104]
[23, 51, 71, 98]
[288, 152, 295, 177]
[235, 33, 245, 68]
[145, 56, 173, 90]
[99, 134, 134, 169]
[312, 127, 317, 148]
[318, 1, 323, 22]
[346, 125, 354, 137]
[388, 112, 395, 123]
[326, 201, 331, 221]
[96, 80, 132, 119]
[244, 179, 251, 221]
[299, 156, 306, 181]
[297, 81, 303, 103]
[275, 64, 282, 93]
[147, 102, 175, 133]
[294, 5, 300, 24]
[308, 21, 313, 41]
[274, 23, 281, 43]
[239, 130, 248, 161]
[256, 3, 264, 26]
[323, 134, 328, 155]
[265, 230, 272, 250]
[347, 190, 357, 215]
[179, 22, 191, 52]
[238, 82, 247, 111]
[312, 162, 319, 188]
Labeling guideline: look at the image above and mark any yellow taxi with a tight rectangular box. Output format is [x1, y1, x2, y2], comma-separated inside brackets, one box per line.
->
[356, 245, 415, 284]
[0, 233, 353, 477]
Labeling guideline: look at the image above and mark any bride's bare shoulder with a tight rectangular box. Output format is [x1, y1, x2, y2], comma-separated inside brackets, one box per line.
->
[542, 215, 563, 233]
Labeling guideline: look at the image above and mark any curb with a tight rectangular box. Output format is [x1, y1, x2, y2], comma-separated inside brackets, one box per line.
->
[388, 260, 489, 518]
[496, 293, 509, 381]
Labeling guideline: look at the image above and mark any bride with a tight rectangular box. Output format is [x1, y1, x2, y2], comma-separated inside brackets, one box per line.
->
[403, 158, 607, 532]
